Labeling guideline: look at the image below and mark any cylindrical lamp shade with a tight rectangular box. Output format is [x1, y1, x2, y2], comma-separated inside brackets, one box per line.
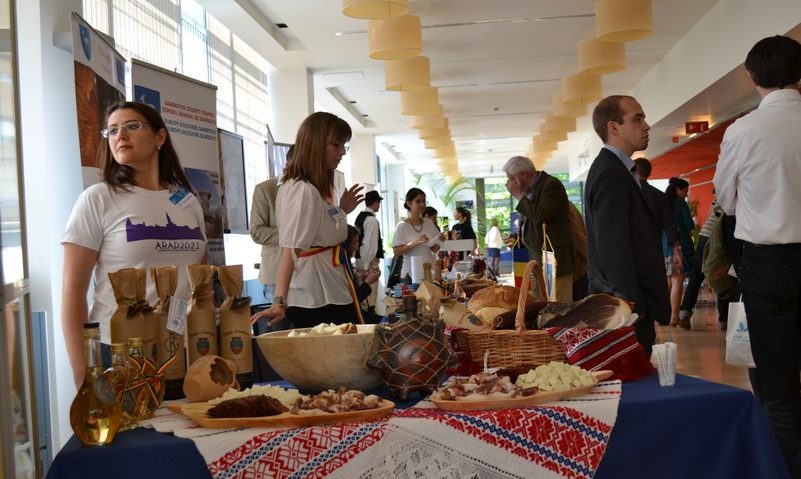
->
[578, 38, 626, 74]
[368, 15, 422, 60]
[562, 73, 602, 105]
[411, 113, 446, 129]
[400, 87, 439, 115]
[532, 136, 557, 153]
[538, 126, 567, 143]
[385, 56, 431, 91]
[434, 145, 457, 158]
[343, 0, 409, 19]
[542, 113, 577, 134]
[596, 0, 653, 42]
[552, 93, 586, 119]
[419, 127, 450, 140]
[424, 136, 452, 149]
[532, 155, 549, 170]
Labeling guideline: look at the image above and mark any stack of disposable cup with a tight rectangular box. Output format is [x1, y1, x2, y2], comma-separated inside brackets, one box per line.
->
[652, 342, 677, 387]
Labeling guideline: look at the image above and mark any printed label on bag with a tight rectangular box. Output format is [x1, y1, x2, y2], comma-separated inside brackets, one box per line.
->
[166, 297, 189, 335]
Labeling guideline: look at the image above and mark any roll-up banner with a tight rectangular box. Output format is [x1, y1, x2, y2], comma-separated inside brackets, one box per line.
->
[71, 12, 126, 188]
[130, 59, 225, 266]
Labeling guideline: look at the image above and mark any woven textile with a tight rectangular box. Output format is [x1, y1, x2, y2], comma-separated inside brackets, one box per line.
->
[142, 380, 621, 479]
[546, 327, 655, 382]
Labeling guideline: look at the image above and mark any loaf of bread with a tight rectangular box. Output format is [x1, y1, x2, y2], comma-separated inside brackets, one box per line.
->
[468, 285, 534, 313]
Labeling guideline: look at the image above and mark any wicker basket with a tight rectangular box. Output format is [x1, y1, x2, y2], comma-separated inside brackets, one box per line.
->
[454, 260, 566, 369]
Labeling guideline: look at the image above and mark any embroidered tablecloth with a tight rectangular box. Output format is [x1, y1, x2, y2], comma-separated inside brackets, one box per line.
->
[142, 380, 621, 479]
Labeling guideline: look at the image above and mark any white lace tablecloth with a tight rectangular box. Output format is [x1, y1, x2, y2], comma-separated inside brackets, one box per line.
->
[142, 380, 622, 479]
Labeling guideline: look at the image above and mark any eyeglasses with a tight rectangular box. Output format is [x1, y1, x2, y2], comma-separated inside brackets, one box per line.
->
[330, 141, 350, 153]
[101, 121, 150, 139]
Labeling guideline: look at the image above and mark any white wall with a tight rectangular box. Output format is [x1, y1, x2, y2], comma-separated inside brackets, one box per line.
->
[17, 0, 84, 452]
[267, 67, 313, 144]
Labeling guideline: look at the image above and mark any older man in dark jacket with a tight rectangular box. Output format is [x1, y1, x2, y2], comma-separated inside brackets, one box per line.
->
[504, 155, 574, 303]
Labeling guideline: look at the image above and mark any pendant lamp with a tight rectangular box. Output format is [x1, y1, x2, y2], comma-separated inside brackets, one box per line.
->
[538, 124, 568, 143]
[368, 15, 422, 60]
[542, 113, 577, 134]
[532, 136, 557, 153]
[595, 0, 653, 42]
[552, 93, 586, 119]
[578, 38, 626, 74]
[562, 73, 602, 105]
[342, 0, 409, 19]
[424, 136, 452, 149]
[434, 144, 457, 158]
[400, 87, 439, 115]
[419, 126, 450, 140]
[411, 113, 446, 129]
[385, 56, 431, 91]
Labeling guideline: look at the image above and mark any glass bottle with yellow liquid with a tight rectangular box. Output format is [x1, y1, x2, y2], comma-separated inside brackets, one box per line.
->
[103, 343, 138, 431]
[70, 322, 122, 446]
[127, 337, 159, 419]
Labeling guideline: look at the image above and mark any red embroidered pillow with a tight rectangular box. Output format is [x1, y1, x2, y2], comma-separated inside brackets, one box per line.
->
[545, 326, 654, 382]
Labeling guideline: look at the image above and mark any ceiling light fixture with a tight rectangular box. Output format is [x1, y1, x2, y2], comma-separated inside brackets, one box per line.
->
[400, 87, 439, 115]
[595, 0, 653, 42]
[367, 15, 422, 60]
[562, 72, 602, 105]
[578, 38, 626, 74]
[411, 112, 446, 129]
[385, 55, 431, 91]
[552, 93, 586, 119]
[342, 0, 409, 19]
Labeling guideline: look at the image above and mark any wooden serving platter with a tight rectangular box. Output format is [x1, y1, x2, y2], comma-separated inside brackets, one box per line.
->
[174, 399, 395, 429]
[431, 370, 613, 412]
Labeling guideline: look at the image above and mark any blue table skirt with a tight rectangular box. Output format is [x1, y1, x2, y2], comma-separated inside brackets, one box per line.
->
[48, 373, 789, 479]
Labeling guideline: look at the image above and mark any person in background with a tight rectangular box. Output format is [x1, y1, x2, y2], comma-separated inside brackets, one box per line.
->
[250, 112, 364, 329]
[634, 157, 681, 275]
[485, 218, 503, 276]
[713, 35, 801, 478]
[662, 177, 695, 328]
[62, 101, 207, 387]
[392, 187, 441, 284]
[345, 225, 381, 323]
[584, 95, 670, 357]
[450, 206, 477, 260]
[250, 144, 294, 306]
[354, 190, 384, 314]
[503, 155, 574, 303]
[678, 193, 718, 327]
[422, 206, 440, 231]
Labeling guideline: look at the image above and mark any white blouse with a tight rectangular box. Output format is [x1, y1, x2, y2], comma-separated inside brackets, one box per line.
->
[393, 218, 441, 282]
[277, 179, 351, 308]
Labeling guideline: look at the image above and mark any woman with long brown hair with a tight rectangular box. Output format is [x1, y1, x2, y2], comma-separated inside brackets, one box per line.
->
[62, 101, 207, 387]
[251, 112, 364, 328]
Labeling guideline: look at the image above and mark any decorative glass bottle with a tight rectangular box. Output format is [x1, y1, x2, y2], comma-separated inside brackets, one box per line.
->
[69, 323, 122, 446]
[102, 343, 137, 431]
[127, 337, 159, 420]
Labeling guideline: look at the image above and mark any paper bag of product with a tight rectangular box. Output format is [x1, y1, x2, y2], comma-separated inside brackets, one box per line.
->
[439, 298, 487, 330]
[109, 268, 144, 344]
[153, 266, 185, 400]
[186, 264, 218, 366]
[415, 281, 445, 316]
[218, 264, 253, 390]
[135, 268, 159, 366]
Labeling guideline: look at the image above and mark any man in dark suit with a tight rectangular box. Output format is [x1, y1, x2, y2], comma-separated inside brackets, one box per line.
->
[503, 155, 574, 303]
[584, 96, 670, 356]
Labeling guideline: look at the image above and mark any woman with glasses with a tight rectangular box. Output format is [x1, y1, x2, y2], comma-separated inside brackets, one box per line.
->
[61, 101, 206, 388]
[250, 112, 364, 329]
[392, 187, 441, 284]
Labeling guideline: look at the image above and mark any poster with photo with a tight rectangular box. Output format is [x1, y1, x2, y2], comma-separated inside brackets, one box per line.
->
[71, 12, 126, 187]
[185, 167, 225, 266]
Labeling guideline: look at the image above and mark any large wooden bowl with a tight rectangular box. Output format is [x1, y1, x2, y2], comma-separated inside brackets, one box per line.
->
[255, 325, 383, 392]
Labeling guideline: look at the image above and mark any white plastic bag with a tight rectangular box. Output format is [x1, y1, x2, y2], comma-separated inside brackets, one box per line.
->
[725, 302, 755, 367]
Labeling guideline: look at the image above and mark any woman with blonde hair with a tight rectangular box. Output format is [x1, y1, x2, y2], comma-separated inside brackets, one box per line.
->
[251, 112, 364, 328]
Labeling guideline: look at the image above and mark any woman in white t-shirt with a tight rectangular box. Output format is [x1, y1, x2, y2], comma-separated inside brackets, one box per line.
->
[250, 112, 364, 329]
[392, 188, 441, 283]
[62, 101, 207, 388]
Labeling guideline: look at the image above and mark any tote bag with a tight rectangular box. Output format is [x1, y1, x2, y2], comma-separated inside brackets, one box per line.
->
[725, 302, 755, 367]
